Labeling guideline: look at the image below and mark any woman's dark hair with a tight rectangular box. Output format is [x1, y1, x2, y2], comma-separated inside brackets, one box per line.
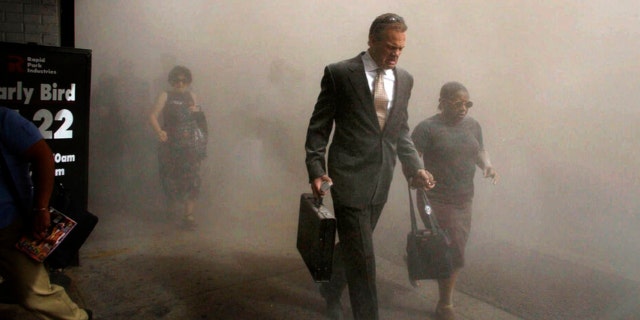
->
[168, 65, 192, 84]
[438, 81, 468, 110]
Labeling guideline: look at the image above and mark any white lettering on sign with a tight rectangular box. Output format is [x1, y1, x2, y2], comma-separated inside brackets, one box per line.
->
[55, 168, 65, 177]
[0, 81, 35, 104]
[40, 83, 75, 101]
[54, 153, 76, 163]
[27, 57, 46, 63]
[33, 109, 74, 139]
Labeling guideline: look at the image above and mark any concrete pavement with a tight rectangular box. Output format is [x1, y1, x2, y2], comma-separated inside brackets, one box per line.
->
[0, 168, 528, 320]
[0, 203, 522, 320]
[68, 239, 522, 320]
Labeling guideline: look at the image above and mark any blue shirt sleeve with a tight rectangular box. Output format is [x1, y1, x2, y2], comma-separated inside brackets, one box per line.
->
[0, 107, 44, 228]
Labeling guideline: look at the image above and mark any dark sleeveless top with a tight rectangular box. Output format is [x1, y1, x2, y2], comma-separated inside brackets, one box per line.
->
[162, 91, 196, 149]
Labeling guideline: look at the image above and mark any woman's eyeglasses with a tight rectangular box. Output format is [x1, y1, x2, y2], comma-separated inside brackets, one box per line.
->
[171, 77, 189, 85]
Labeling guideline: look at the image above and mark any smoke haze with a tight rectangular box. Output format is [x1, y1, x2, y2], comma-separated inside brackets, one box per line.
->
[75, 0, 640, 310]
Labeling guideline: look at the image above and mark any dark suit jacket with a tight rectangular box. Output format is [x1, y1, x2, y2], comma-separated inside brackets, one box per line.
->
[305, 52, 423, 207]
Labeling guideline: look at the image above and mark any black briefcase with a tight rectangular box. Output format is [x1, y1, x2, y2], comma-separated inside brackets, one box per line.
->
[406, 188, 453, 280]
[296, 193, 336, 282]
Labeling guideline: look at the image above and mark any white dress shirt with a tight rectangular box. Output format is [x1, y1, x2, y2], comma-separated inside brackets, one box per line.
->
[362, 51, 394, 111]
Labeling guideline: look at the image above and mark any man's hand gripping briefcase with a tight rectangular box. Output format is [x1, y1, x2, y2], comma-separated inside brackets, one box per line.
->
[296, 193, 336, 282]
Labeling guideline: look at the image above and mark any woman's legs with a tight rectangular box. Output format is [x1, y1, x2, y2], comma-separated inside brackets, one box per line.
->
[430, 200, 472, 320]
[182, 159, 200, 227]
[436, 269, 459, 320]
[184, 199, 196, 225]
[437, 268, 459, 307]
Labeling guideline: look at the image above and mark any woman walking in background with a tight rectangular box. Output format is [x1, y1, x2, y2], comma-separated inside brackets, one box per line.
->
[411, 82, 498, 320]
[149, 65, 205, 229]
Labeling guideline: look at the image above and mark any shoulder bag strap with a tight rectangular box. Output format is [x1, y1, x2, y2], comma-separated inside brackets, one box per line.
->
[407, 184, 419, 233]
[417, 188, 444, 234]
[408, 183, 443, 235]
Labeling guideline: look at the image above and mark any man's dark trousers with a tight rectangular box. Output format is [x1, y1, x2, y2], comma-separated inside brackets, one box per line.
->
[322, 202, 385, 320]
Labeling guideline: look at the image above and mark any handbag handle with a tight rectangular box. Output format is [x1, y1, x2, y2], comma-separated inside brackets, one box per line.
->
[407, 184, 443, 235]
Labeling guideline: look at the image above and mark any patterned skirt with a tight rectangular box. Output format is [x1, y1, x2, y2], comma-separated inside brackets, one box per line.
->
[158, 142, 201, 202]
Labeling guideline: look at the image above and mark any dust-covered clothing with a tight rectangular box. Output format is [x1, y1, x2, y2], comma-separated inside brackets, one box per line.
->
[411, 114, 483, 204]
[158, 91, 201, 202]
[411, 113, 484, 268]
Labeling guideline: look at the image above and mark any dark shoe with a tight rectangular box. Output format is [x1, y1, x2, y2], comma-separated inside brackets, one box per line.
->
[182, 215, 196, 230]
[85, 309, 93, 320]
[319, 283, 343, 320]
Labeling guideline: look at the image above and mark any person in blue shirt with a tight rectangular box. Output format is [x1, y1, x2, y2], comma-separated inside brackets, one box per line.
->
[0, 106, 92, 319]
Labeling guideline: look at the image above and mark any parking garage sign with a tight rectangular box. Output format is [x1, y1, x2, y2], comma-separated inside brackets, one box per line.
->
[0, 42, 92, 210]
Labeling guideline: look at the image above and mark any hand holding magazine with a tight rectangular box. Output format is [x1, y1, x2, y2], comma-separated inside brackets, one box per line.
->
[15, 208, 77, 262]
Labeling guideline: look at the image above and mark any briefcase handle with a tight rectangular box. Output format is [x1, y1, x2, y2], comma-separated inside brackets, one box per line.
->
[313, 195, 324, 207]
[407, 185, 443, 235]
[313, 181, 332, 207]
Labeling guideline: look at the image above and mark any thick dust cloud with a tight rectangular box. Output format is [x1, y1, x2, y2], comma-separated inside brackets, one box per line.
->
[75, 0, 640, 286]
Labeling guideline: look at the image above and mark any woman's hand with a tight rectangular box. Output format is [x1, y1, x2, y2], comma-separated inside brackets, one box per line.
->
[157, 130, 168, 142]
[484, 166, 498, 185]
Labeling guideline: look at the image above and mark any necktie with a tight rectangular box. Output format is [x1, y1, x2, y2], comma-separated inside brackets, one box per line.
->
[373, 68, 389, 129]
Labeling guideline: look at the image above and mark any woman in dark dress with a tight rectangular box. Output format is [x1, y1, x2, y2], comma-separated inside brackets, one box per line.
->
[149, 66, 204, 228]
[411, 82, 498, 320]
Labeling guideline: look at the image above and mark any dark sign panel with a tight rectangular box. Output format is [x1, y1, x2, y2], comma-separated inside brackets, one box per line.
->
[0, 42, 92, 210]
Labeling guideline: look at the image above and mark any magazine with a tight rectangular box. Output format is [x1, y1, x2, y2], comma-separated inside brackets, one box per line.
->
[15, 208, 77, 262]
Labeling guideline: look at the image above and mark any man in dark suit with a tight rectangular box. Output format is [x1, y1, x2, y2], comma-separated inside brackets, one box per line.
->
[305, 13, 435, 320]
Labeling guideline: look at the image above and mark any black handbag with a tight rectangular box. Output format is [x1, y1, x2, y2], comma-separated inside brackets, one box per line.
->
[405, 186, 453, 280]
[192, 109, 208, 160]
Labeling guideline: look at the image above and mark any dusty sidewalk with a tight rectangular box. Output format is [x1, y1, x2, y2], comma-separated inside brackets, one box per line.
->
[31, 203, 521, 320]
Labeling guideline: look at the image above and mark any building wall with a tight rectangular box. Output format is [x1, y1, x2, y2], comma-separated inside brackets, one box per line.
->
[0, 0, 60, 46]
